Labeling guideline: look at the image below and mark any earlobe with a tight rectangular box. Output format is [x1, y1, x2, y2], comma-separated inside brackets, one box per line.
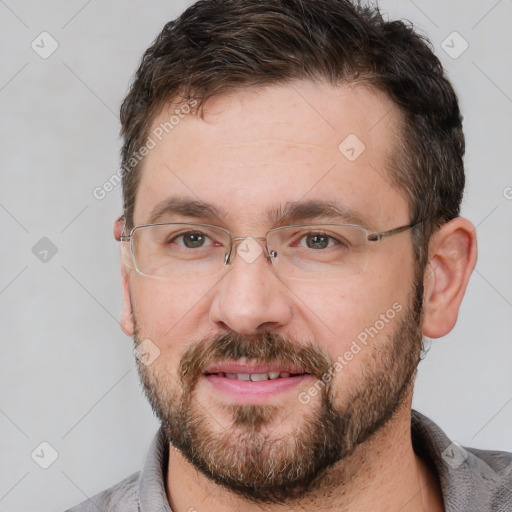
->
[422, 218, 477, 339]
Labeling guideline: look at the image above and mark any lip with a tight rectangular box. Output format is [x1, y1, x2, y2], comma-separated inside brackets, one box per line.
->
[204, 362, 307, 375]
[202, 369, 313, 404]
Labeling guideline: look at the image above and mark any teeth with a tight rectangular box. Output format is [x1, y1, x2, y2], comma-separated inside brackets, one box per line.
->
[250, 373, 268, 382]
[207, 370, 302, 380]
[214, 371, 298, 380]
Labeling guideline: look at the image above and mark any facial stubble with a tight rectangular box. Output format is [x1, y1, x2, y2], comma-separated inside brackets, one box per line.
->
[135, 283, 423, 504]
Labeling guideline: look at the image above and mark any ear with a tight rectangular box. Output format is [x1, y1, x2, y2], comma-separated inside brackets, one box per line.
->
[422, 217, 477, 338]
[114, 217, 135, 336]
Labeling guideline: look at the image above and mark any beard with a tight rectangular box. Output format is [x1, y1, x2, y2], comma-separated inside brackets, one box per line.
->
[135, 281, 424, 504]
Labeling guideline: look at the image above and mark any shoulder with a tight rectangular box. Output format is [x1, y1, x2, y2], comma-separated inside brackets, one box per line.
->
[64, 471, 140, 512]
[467, 445, 512, 475]
[412, 410, 512, 509]
[466, 446, 512, 501]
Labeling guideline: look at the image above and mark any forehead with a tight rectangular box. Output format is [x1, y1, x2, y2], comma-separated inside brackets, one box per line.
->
[133, 80, 408, 230]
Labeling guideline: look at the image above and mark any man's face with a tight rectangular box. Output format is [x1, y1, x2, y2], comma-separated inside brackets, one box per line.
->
[122, 81, 423, 502]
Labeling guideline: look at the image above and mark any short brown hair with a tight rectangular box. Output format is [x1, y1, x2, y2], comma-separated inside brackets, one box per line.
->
[120, 0, 465, 270]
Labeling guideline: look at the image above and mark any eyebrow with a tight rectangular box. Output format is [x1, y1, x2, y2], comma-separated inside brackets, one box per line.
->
[146, 197, 372, 229]
[147, 197, 227, 224]
[268, 200, 372, 228]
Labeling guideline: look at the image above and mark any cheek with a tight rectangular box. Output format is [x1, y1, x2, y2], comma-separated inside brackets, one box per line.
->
[289, 250, 414, 365]
[129, 278, 212, 351]
[289, 277, 402, 348]
[316, 303, 410, 406]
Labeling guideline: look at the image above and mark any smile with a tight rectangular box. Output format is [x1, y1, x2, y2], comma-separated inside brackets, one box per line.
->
[204, 371, 304, 381]
[201, 363, 313, 403]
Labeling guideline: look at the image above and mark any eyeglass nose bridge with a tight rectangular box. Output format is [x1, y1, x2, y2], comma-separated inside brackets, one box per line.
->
[223, 235, 277, 265]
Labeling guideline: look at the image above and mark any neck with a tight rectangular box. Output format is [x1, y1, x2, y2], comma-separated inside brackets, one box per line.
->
[165, 401, 444, 512]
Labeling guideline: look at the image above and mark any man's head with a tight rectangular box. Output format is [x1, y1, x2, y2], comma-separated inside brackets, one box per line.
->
[114, 0, 476, 504]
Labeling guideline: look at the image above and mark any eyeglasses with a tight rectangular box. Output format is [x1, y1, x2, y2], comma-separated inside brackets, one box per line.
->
[120, 221, 420, 281]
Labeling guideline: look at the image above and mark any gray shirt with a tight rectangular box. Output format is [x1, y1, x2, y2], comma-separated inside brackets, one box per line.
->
[66, 410, 512, 511]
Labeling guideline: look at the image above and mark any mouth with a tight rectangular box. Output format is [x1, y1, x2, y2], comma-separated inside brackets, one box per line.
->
[203, 370, 306, 381]
[201, 362, 314, 403]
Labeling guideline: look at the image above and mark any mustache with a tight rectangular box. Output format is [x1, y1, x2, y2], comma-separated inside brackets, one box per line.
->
[179, 332, 333, 389]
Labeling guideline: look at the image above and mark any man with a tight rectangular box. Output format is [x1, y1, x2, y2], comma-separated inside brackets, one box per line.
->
[68, 0, 512, 510]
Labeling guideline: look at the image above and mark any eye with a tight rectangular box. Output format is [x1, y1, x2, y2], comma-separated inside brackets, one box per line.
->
[169, 231, 214, 249]
[298, 232, 348, 250]
[303, 233, 331, 250]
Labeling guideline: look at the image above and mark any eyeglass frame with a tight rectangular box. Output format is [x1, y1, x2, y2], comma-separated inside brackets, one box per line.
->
[119, 220, 422, 274]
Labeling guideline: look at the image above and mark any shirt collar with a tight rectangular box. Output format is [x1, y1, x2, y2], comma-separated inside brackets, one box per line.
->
[410, 409, 501, 510]
[138, 425, 172, 512]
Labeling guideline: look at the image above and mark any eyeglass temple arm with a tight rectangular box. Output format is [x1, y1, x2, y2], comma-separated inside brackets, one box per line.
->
[367, 221, 421, 242]
[116, 215, 131, 242]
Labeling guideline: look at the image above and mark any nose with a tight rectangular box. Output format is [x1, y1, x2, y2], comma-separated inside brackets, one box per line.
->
[209, 237, 292, 335]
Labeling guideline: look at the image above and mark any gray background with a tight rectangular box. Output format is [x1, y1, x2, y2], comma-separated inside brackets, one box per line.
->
[0, 1, 511, 511]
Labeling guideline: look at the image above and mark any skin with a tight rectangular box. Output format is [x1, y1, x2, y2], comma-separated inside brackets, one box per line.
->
[114, 80, 477, 512]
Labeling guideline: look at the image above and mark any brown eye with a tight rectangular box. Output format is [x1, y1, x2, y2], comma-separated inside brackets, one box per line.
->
[182, 232, 207, 248]
[305, 233, 330, 249]
[168, 231, 211, 248]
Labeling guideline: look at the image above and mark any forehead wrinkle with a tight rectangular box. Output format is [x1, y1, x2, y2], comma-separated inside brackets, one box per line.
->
[219, 138, 327, 150]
